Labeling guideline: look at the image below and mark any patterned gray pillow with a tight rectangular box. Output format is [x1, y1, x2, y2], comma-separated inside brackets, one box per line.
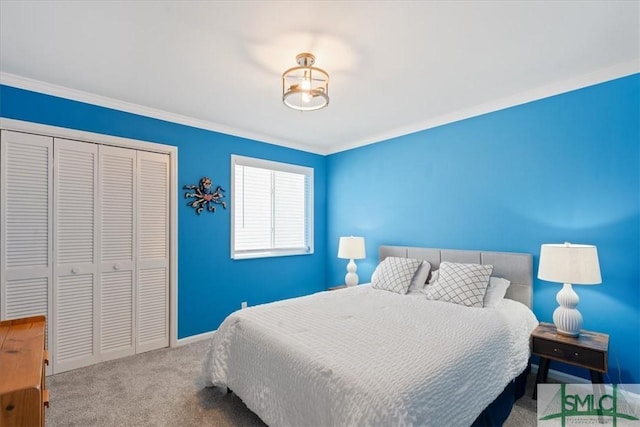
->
[372, 257, 423, 294]
[425, 262, 493, 307]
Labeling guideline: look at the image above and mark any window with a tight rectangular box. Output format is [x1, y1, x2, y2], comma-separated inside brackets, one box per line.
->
[231, 155, 314, 259]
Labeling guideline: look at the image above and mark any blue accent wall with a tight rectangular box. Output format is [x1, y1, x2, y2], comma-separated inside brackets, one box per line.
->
[327, 74, 640, 383]
[0, 85, 328, 338]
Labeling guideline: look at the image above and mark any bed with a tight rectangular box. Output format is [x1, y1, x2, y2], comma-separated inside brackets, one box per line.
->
[202, 245, 539, 426]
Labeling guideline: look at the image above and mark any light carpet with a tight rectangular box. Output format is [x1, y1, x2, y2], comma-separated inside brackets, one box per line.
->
[46, 340, 538, 426]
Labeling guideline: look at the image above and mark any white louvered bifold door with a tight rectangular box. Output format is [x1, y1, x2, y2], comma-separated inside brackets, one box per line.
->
[53, 138, 99, 373]
[2, 129, 172, 373]
[0, 131, 54, 367]
[136, 151, 169, 353]
[99, 145, 136, 361]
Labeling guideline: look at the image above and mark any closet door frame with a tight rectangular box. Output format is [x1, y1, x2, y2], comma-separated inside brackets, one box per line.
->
[0, 118, 178, 349]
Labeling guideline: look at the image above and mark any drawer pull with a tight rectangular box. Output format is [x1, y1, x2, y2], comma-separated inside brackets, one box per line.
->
[43, 389, 50, 408]
[44, 350, 50, 365]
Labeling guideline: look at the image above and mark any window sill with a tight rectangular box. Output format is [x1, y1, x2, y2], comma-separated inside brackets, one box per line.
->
[231, 250, 313, 260]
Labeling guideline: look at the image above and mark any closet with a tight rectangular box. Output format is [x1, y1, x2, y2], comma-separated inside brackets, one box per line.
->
[0, 129, 171, 374]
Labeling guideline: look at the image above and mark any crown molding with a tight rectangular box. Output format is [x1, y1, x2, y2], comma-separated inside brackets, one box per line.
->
[327, 59, 640, 155]
[2, 59, 638, 158]
[0, 72, 324, 155]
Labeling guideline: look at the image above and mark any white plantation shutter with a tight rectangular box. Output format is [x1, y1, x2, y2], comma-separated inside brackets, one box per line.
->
[53, 138, 99, 372]
[0, 131, 53, 361]
[99, 145, 135, 360]
[136, 151, 169, 353]
[231, 155, 313, 259]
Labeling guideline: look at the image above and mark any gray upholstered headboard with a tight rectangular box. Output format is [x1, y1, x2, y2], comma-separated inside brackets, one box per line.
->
[379, 245, 533, 308]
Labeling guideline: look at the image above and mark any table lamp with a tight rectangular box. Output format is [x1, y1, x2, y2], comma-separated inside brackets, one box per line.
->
[338, 236, 366, 287]
[538, 242, 601, 336]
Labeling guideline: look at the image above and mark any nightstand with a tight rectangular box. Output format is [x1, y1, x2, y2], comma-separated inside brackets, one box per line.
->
[327, 284, 347, 291]
[531, 322, 609, 400]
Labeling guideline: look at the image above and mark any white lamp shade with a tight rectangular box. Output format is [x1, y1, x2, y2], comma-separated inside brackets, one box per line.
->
[338, 236, 366, 260]
[538, 243, 602, 285]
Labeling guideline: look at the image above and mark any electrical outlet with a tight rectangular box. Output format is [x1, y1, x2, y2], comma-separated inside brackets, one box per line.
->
[241, 301, 247, 309]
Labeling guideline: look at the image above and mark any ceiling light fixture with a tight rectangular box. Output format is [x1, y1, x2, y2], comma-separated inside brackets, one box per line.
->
[282, 53, 329, 111]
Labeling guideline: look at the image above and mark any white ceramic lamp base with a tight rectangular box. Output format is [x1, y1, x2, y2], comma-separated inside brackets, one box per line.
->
[553, 283, 583, 336]
[344, 259, 359, 287]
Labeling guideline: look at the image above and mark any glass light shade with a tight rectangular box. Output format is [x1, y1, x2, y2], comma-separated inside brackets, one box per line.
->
[338, 236, 366, 260]
[282, 53, 329, 111]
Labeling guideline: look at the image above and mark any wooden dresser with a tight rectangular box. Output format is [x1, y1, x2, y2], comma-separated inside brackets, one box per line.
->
[0, 316, 49, 426]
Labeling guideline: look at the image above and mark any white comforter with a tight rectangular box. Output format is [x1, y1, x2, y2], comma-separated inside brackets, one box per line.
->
[202, 285, 538, 427]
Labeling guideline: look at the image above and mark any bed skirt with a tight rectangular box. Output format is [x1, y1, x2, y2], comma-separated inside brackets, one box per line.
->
[471, 363, 530, 427]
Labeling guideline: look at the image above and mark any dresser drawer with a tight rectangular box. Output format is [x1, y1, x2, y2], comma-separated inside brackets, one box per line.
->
[532, 337, 606, 372]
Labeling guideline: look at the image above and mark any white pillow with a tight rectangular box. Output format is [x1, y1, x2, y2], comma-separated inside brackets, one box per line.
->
[407, 261, 432, 292]
[371, 257, 423, 294]
[425, 262, 493, 307]
[427, 269, 439, 285]
[483, 276, 511, 307]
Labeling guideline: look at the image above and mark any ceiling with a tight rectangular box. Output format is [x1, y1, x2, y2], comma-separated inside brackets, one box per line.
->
[1, 1, 638, 155]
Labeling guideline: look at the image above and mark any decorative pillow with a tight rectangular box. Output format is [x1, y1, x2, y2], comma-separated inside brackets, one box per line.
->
[425, 262, 493, 307]
[483, 276, 511, 307]
[371, 257, 423, 294]
[407, 261, 432, 293]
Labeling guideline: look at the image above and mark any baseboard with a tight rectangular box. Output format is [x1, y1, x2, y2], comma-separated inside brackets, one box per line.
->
[531, 363, 590, 384]
[176, 330, 216, 346]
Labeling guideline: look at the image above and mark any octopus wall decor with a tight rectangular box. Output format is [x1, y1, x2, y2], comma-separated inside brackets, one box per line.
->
[183, 177, 227, 215]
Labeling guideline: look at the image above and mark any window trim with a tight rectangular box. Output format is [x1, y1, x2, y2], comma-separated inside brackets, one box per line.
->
[230, 154, 314, 260]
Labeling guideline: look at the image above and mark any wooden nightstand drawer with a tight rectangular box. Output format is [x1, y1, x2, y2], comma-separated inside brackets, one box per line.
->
[532, 338, 606, 371]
